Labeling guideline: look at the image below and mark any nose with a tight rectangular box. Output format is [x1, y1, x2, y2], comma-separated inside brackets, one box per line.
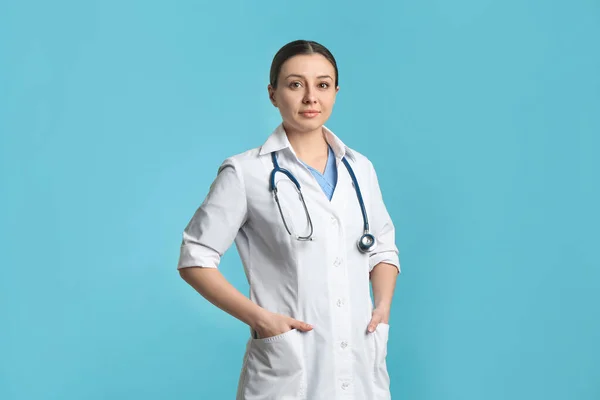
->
[302, 86, 317, 104]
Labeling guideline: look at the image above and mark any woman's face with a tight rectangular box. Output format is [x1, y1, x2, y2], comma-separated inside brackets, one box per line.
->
[268, 53, 339, 134]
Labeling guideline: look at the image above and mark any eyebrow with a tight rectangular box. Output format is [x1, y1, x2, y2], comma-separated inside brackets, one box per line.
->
[284, 74, 334, 80]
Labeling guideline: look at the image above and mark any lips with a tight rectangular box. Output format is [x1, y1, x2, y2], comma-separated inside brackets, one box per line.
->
[300, 110, 320, 117]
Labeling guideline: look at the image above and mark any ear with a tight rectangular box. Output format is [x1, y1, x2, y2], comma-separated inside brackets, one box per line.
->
[267, 84, 277, 107]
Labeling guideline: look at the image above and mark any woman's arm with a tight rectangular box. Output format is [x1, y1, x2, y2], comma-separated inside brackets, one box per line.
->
[368, 262, 399, 332]
[365, 159, 401, 332]
[179, 267, 313, 338]
[179, 267, 265, 329]
[178, 158, 312, 337]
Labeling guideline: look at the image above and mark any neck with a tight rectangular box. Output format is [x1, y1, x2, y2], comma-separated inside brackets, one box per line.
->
[283, 123, 328, 161]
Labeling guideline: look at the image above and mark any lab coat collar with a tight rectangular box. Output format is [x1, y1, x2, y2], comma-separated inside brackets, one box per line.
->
[258, 123, 355, 161]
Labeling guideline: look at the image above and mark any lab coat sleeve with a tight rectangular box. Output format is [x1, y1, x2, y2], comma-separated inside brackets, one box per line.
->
[177, 157, 248, 269]
[368, 161, 401, 274]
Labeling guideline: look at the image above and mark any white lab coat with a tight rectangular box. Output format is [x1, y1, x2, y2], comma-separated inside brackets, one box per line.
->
[178, 124, 401, 400]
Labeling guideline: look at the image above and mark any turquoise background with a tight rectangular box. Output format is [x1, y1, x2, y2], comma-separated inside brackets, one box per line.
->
[1, 0, 598, 399]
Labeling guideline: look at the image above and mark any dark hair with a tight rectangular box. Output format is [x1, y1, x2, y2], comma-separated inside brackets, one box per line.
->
[269, 40, 339, 89]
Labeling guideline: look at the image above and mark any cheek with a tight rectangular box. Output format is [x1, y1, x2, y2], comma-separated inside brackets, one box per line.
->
[321, 95, 336, 111]
[277, 95, 297, 113]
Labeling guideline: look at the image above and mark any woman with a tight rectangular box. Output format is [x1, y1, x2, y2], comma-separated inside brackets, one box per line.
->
[178, 40, 400, 400]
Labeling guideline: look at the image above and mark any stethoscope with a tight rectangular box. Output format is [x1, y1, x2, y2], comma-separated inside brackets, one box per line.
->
[269, 151, 376, 253]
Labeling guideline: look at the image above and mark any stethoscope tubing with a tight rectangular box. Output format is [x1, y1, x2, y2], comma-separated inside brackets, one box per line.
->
[270, 151, 374, 252]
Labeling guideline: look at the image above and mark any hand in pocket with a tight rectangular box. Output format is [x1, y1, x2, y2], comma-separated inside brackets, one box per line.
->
[253, 311, 313, 339]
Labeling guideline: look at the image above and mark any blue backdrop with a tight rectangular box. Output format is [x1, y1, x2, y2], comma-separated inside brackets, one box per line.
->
[1, 0, 598, 399]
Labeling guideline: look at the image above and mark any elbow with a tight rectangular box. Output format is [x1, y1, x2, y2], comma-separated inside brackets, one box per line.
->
[178, 265, 208, 281]
[178, 267, 194, 282]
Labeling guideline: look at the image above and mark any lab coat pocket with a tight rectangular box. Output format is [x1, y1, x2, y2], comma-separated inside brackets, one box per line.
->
[240, 329, 306, 400]
[373, 323, 391, 399]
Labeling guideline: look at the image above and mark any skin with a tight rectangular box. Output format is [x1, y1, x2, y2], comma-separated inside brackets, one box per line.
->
[180, 53, 398, 339]
[268, 54, 338, 172]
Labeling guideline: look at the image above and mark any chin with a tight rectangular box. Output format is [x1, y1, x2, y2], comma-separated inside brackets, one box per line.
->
[295, 118, 324, 132]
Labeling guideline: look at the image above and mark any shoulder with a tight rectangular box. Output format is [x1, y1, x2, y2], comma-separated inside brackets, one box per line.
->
[220, 147, 261, 170]
[345, 146, 375, 172]
[215, 145, 266, 190]
[344, 146, 385, 191]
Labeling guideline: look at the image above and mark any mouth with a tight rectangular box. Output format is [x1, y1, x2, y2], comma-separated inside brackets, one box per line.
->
[299, 110, 321, 118]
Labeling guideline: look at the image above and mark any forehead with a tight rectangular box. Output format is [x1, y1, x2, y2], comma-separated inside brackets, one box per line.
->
[279, 53, 336, 78]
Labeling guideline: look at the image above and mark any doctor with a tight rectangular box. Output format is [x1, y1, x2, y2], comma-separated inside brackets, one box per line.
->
[178, 39, 401, 400]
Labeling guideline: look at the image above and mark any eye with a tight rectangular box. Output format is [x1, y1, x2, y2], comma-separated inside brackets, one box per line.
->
[319, 82, 330, 89]
[289, 81, 302, 89]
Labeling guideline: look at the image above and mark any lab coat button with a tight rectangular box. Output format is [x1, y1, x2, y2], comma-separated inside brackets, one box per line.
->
[336, 298, 343, 307]
[333, 257, 342, 267]
[341, 382, 350, 390]
[341, 341, 348, 349]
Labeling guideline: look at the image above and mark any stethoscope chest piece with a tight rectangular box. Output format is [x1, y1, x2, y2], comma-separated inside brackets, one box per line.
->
[357, 233, 377, 253]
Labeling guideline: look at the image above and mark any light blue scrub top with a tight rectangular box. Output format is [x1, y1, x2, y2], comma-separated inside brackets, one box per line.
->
[301, 145, 338, 201]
